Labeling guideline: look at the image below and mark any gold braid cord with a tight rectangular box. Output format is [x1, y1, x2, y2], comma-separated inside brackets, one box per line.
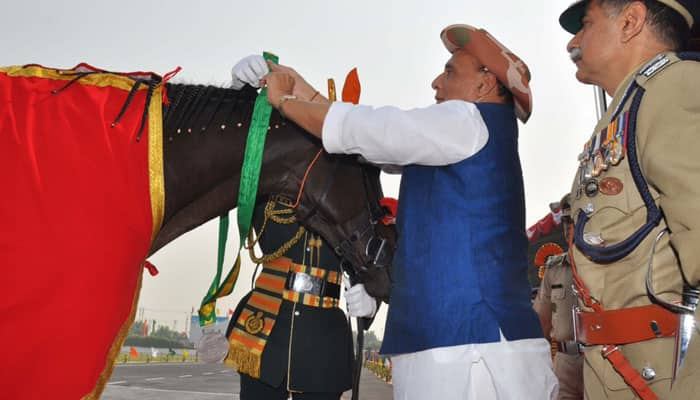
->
[246, 198, 305, 264]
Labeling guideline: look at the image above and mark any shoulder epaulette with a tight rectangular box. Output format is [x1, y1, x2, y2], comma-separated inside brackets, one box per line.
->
[635, 53, 683, 88]
[639, 54, 672, 78]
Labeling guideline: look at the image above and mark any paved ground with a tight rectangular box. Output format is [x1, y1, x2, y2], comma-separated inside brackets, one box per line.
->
[102, 362, 392, 399]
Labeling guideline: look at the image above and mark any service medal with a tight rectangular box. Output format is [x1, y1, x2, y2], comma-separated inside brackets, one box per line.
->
[610, 141, 623, 165]
[611, 112, 628, 165]
[593, 154, 606, 177]
[599, 177, 623, 196]
[585, 178, 599, 197]
[583, 160, 594, 180]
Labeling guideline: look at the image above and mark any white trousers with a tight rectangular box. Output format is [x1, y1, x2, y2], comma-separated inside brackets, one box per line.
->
[391, 333, 558, 400]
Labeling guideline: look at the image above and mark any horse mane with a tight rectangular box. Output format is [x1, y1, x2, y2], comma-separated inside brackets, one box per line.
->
[154, 82, 295, 252]
[163, 83, 259, 137]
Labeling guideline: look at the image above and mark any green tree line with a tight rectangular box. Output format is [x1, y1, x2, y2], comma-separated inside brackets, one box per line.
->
[126, 321, 194, 349]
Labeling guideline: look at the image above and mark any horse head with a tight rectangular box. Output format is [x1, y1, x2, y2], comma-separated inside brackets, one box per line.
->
[153, 84, 394, 299]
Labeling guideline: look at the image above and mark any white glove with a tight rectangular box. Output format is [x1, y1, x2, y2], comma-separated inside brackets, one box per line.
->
[343, 276, 377, 318]
[231, 54, 269, 90]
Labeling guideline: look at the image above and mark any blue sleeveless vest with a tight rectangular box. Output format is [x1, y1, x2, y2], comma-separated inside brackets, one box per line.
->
[380, 103, 543, 355]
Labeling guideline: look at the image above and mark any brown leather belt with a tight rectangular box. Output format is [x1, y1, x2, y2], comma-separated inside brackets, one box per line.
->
[574, 304, 678, 346]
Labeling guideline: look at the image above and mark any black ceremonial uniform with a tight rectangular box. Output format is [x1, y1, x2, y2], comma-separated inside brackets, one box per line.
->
[227, 201, 353, 399]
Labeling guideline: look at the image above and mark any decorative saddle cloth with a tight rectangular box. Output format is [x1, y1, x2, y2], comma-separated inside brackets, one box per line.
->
[0, 64, 165, 399]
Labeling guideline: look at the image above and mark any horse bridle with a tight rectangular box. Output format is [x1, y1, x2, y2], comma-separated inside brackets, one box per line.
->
[334, 165, 393, 273]
[291, 150, 393, 275]
[286, 150, 393, 400]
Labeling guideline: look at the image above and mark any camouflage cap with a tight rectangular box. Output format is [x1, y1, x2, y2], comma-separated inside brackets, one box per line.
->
[440, 24, 533, 123]
[560, 0, 700, 34]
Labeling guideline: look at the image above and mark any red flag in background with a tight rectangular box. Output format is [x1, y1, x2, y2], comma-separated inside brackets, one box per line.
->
[142, 320, 148, 337]
[341, 68, 361, 104]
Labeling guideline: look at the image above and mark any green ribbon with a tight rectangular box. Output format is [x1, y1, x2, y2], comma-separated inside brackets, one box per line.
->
[199, 52, 279, 326]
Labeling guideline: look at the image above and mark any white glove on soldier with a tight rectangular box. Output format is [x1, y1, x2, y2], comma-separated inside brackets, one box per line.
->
[343, 276, 378, 318]
[231, 54, 269, 89]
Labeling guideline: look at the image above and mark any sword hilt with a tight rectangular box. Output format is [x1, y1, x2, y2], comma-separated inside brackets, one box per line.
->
[682, 287, 699, 312]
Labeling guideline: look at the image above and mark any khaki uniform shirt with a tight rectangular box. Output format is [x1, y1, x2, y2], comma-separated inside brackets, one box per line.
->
[534, 255, 577, 343]
[534, 255, 584, 400]
[568, 52, 700, 398]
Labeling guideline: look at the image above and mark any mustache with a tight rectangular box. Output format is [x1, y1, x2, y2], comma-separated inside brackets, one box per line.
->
[569, 47, 582, 63]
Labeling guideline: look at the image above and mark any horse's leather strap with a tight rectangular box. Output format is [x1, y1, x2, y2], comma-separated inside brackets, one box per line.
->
[575, 304, 678, 345]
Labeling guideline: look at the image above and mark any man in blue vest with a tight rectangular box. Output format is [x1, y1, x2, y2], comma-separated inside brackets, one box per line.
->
[232, 23, 557, 399]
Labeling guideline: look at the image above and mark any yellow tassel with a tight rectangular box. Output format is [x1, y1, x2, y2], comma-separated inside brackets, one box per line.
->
[226, 344, 261, 379]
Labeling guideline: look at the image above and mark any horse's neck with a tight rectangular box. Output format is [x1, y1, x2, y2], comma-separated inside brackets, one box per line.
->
[150, 83, 315, 254]
[152, 84, 255, 253]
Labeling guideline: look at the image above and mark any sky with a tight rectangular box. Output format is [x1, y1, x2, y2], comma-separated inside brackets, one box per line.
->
[2, 0, 601, 340]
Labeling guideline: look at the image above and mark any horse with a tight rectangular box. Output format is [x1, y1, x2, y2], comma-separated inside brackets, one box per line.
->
[0, 64, 394, 399]
[155, 83, 393, 270]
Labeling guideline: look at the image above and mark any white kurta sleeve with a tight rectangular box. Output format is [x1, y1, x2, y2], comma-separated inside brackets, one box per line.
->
[321, 100, 489, 166]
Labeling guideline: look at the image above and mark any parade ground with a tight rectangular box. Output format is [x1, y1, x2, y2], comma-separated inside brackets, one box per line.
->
[102, 362, 393, 400]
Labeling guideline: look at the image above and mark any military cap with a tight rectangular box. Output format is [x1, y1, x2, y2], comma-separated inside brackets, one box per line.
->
[440, 24, 533, 123]
[560, 0, 700, 34]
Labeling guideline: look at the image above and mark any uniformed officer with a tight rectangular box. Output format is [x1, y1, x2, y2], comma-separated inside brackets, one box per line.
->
[559, 0, 700, 398]
[533, 202, 584, 400]
[534, 252, 584, 400]
[225, 199, 356, 400]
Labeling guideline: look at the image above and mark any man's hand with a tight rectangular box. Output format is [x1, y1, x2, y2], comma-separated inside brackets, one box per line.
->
[261, 64, 331, 138]
[231, 55, 269, 89]
[267, 63, 325, 102]
[264, 72, 295, 111]
[343, 276, 378, 318]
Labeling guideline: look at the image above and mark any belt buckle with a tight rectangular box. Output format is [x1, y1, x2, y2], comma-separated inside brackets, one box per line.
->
[291, 272, 323, 296]
[292, 272, 314, 293]
[571, 306, 593, 351]
[572, 305, 581, 346]
[560, 340, 582, 355]
[601, 345, 619, 359]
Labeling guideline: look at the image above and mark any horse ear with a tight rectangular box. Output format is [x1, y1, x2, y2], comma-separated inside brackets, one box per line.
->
[341, 68, 361, 104]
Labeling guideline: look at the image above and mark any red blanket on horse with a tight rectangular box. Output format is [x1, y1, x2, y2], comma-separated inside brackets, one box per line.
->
[0, 64, 165, 399]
